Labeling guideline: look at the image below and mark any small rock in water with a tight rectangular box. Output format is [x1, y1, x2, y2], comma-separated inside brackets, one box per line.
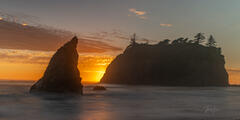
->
[93, 86, 106, 91]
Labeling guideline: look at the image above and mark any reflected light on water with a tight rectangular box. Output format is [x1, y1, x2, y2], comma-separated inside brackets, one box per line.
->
[77, 90, 116, 120]
[78, 110, 114, 120]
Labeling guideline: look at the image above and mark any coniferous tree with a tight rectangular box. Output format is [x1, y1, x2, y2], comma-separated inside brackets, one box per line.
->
[130, 33, 136, 46]
[206, 35, 216, 47]
[194, 33, 205, 44]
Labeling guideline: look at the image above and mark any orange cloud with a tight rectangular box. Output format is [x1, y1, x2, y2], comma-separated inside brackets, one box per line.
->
[129, 8, 146, 16]
[0, 49, 52, 64]
[160, 23, 173, 27]
[128, 8, 148, 20]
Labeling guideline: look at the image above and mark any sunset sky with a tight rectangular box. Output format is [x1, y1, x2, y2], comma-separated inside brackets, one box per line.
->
[0, 0, 240, 84]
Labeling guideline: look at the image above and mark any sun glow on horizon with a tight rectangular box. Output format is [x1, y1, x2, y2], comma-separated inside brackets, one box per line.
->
[95, 70, 106, 82]
[0, 48, 114, 83]
[79, 56, 113, 84]
[81, 70, 106, 84]
[1, 48, 240, 85]
[21, 23, 28, 26]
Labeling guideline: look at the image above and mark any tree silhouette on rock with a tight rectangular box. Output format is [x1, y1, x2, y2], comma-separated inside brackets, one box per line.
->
[194, 33, 205, 44]
[101, 33, 229, 86]
[130, 33, 137, 46]
[206, 35, 216, 47]
[158, 39, 170, 45]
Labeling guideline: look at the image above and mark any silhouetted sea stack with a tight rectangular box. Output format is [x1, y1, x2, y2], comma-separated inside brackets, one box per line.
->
[30, 36, 83, 94]
[101, 35, 229, 86]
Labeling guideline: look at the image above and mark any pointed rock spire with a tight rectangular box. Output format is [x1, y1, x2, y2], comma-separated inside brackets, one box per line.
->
[30, 36, 83, 94]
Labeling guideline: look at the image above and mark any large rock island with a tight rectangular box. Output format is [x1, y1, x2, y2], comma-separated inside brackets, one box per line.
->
[101, 34, 229, 86]
[30, 36, 83, 93]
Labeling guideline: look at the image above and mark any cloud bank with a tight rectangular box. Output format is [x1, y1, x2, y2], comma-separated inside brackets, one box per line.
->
[0, 20, 122, 53]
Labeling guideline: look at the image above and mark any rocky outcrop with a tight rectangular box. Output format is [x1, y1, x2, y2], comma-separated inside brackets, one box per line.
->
[101, 39, 229, 86]
[30, 36, 83, 94]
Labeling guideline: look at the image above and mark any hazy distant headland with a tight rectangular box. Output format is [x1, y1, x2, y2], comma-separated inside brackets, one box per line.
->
[101, 33, 229, 86]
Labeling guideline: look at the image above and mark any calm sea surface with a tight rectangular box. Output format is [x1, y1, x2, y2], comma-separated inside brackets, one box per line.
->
[0, 81, 240, 120]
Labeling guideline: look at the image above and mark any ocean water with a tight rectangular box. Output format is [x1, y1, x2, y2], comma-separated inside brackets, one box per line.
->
[0, 81, 240, 120]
